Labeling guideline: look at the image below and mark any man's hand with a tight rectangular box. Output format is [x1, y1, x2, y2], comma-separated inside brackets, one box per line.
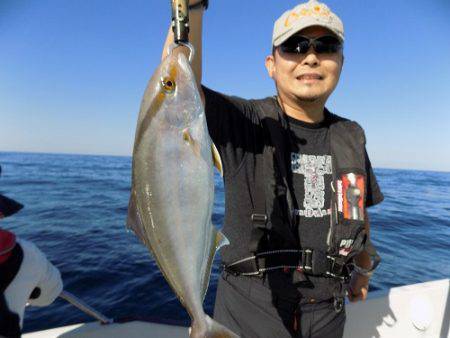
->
[162, 0, 205, 91]
[347, 272, 369, 302]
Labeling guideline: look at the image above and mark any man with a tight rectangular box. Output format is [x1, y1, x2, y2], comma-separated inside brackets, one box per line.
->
[0, 193, 63, 337]
[162, 1, 383, 337]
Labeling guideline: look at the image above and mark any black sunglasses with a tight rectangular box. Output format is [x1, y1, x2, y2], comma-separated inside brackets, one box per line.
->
[279, 35, 343, 55]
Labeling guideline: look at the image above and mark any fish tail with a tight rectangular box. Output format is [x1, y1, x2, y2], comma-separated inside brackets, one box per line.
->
[190, 315, 240, 338]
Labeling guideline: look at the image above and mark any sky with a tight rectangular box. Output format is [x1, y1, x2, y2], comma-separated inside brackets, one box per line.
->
[0, 0, 449, 172]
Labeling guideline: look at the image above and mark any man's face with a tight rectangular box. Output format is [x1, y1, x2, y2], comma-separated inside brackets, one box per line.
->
[266, 26, 343, 104]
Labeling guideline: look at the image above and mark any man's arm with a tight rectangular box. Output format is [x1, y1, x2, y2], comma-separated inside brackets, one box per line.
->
[354, 213, 373, 269]
[161, 1, 205, 103]
[347, 213, 373, 302]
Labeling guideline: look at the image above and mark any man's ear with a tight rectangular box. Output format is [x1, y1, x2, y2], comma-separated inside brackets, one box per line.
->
[265, 54, 276, 79]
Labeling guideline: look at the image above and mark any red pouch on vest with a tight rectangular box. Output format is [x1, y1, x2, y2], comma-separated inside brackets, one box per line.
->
[337, 173, 365, 221]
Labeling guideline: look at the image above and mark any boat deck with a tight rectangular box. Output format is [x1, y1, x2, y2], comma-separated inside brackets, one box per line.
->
[25, 278, 450, 338]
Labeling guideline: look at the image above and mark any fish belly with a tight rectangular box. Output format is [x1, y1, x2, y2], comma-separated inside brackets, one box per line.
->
[133, 119, 214, 307]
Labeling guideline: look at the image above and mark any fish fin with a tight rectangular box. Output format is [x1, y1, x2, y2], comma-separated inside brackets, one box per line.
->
[182, 128, 201, 157]
[126, 194, 146, 243]
[211, 142, 223, 176]
[214, 227, 229, 250]
[200, 226, 229, 300]
[182, 128, 193, 144]
[191, 315, 239, 338]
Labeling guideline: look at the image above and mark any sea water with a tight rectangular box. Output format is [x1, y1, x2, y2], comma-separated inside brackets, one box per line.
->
[0, 152, 449, 333]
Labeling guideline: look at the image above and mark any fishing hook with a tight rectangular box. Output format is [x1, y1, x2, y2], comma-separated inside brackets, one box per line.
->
[167, 41, 195, 64]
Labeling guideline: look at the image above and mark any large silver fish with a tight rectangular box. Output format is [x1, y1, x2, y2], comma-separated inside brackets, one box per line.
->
[127, 50, 238, 338]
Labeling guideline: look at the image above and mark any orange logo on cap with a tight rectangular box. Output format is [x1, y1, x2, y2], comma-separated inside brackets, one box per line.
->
[284, 5, 332, 28]
[284, 11, 300, 28]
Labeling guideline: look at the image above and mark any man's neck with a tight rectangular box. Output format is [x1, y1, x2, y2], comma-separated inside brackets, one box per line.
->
[276, 95, 326, 123]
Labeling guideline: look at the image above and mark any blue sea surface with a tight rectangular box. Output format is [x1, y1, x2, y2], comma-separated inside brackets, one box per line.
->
[0, 152, 449, 333]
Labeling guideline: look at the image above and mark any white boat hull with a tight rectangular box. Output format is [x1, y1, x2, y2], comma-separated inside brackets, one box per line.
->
[24, 321, 187, 338]
[25, 279, 450, 338]
[344, 278, 450, 338]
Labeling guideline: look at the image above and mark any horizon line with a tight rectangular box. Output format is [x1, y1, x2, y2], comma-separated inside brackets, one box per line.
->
[0, 150, 449, 174]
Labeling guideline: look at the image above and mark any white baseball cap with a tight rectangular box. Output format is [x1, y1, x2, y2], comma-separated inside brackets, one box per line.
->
[272, 0, 344, 47]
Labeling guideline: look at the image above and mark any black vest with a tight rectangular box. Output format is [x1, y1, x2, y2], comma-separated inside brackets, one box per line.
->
[224, 97, 380, 296]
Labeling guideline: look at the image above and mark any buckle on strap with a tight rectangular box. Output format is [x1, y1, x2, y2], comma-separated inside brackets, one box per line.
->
[302, 249, 313, 273]
[302, 249, 328, 275]
[249, 214, 268, 253]
[301, 250, 347, 278]
[251, 213, 268, 226]
[327, 256, 346, 278]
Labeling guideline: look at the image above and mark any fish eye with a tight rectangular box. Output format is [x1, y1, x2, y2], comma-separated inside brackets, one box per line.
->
[161, 77, 176, 93]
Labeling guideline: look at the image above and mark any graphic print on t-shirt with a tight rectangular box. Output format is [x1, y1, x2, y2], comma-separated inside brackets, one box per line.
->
[291, 154, 332, 218]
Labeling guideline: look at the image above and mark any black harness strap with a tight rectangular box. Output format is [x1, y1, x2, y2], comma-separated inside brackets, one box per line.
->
[248, 139, 268, 254]
[259, 98, 297, 227]
[247, 104, 269, 272]
[224, 248, 349, 280]
[245, 97, 299, 275]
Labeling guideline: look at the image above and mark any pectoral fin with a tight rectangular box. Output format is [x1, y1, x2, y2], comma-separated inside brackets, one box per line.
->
[182, 128, 201, 158]
[211, 142, 223, 176]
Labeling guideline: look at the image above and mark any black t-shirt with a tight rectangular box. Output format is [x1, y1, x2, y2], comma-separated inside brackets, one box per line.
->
[286, 112, 383, 254]
[287, 113, 334, 253]
[202, 86, 384, 266]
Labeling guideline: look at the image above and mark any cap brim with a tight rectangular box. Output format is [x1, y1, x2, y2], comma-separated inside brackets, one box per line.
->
[273, 20, 344, 47]
[0, 194, 24, 218]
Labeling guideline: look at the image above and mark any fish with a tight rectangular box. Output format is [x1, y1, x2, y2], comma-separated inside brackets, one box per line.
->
[127, 49, 239, 338]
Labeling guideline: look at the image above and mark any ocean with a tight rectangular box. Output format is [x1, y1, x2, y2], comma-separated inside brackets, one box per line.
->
[0, 152, 449, 333]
